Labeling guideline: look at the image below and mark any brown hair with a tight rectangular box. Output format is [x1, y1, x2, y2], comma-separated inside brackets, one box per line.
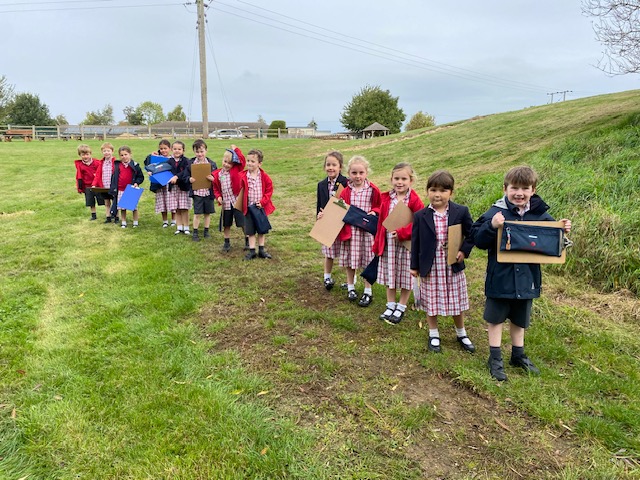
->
[158, 139, 171, 149]
[504, 166, 538, 188]
[248, 149, 264, 163]
[391, 162, 416, 182]
[426, 170, 454, 191]
[77, 144, 91, 155]
[325, 151, 344, 169]
[192, 139, 207, 151]
[118, 145, 132, 154]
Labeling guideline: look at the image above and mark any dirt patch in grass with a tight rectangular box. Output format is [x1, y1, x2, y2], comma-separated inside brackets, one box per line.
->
[199, 275, 590, 479]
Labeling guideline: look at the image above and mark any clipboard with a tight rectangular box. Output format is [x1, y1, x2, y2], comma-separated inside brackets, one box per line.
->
[148, 155, 170, 184]
[309, 198, 348, 247]
[382, 201, 414, 252]
[118, 185, 144, 211]
[234, 188, 244, 212]
[90, 187, 110, 194]
[447, 224, 463, 265]
[496, 221, 566, 264]
[150, 170, 173, 186]
[191, 163, 212, 190]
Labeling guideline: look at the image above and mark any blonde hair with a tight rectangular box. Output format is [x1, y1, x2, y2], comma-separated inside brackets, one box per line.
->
[100, 142, 114, 151]
[77, 144, 91, 155]
[391, 162, 416, 182]
[347, 155, 371, 175]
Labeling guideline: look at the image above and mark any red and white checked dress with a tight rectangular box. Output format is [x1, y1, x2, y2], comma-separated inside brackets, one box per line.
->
[339, 180, 375, 270]
[174, 187, 192, 210]
[321, 177, 341, 259]
[154, 185, 173, 214]
[419, 206, 469, 316]
[377, 191, 412, 290]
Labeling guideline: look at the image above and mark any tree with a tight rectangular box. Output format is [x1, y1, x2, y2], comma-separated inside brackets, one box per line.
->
[340, 85, 405, 134]
[82, 104, 114, 125]
[583, 0, 640, 74]
[135, 101, 165, 125]
[123, 105, 144, 125]
[256, 114, 268, 127]
[405, 111, 436, 131]
[167, 104, 186, 122]
[307, 117, 318, 129]
[54, 114, 68, 125]
[267, 120, 286, 138]
[7, 93, 54, 125]
[0, 75, 15, 123]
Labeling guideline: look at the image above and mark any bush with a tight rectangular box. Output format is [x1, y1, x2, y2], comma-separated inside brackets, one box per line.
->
[268, 120, 286, 138]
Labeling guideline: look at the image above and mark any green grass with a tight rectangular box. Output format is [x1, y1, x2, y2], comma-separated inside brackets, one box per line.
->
[1, 90, 640, 478]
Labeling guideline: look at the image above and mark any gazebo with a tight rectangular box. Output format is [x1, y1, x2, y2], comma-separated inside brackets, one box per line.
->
[362, 122, 390, 139]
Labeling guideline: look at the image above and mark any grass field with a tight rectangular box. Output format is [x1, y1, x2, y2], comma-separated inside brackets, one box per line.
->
[1, 90, 639, 479]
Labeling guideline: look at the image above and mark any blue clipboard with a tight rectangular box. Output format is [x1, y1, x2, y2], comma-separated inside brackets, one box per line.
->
[118, 185, 144, 211]
[150, 170, 173, 186]
[149, 155, 169, 184]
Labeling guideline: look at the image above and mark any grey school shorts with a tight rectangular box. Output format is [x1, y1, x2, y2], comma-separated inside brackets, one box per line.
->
[84, 190, 105, 207]
[483, 297, 533, 329]
[193, 195, 215, 215]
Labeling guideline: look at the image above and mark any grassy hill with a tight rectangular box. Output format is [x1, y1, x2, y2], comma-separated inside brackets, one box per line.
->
[0, 90, 638, 479]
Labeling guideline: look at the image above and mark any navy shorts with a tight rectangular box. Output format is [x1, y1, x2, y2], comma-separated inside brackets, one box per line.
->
[193, 195, 215, 215]
[84, 190, 105, 207]
[220, 208, 244, 229]
[483, 297, 533, 329]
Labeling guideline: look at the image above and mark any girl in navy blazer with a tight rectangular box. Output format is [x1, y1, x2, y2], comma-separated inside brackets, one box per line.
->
[316, 151, 348, 290]
[410, 170, 475, 354]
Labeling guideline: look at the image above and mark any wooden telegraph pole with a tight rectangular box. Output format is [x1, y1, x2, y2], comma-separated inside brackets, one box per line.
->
[197, 0, 209, 138]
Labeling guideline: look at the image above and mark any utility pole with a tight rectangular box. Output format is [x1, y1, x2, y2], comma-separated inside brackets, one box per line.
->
[197, 0, 209, 138]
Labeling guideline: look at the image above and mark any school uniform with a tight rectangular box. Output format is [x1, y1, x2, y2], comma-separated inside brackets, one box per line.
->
[410, 200, 474, 316]
[92, 157, 114, 200]
[168, 155, 192, 211]
[317, 173, 348, 258]
[337, 180, 382, 270]
[75, 158, 104, 207]
[239, 167, 275, 235]
[188, 157, 217, 215]
[373, 189, 424, 290]
[143, 154, 172, 214]
[212, 147, 246, 229]
[108, 159, 144, 215]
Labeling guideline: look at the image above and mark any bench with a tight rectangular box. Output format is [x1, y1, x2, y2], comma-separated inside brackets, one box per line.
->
[3, 129, 33, 142]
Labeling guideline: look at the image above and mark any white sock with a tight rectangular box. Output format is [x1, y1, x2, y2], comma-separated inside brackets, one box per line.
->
[324, 273, 331, 280]
[396, 303, 407, 312]
[386, 301, 397, 310]
[178, 225, 183, 231]
[133, 221, 138, 226]
[456, 327, 472, 345]
[364, 287, 372, 295]
[429, 329, 440, 346]
[347, 284, 355, 292]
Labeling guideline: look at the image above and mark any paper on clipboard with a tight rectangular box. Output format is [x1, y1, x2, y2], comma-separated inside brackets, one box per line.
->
[234, 188, 244, 211]
[496, 221, 566, 264]
[447, 224, 463, 265]
[383, 201, 413, 231]
[309, 198, 348, 247]
[191, 163, 212, 190]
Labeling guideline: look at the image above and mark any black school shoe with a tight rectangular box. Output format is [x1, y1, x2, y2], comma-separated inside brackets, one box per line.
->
[258, 250, 272, 259]
[509, 354, 540, 375]
[358, 293, 372, 307]
[324, 278, 335, 291]
[347, 290, 358, 301]
[488, 356, 507, 381]
[244, 252, 258, 261]
[385, 309, 404, 325]
[428, 337, 441, 353]
[456, 336, 476, 353]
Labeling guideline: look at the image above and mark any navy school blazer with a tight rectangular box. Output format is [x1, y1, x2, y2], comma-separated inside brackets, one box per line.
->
[410, 201, 474, 276]
[316, 174, 349, 215]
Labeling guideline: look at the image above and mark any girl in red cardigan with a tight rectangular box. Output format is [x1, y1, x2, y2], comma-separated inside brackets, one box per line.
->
[338, 155, 381, 307]
[373, 163, 424, 324]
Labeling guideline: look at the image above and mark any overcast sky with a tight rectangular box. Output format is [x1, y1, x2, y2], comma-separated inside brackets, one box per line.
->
[3, 0, 639, 132]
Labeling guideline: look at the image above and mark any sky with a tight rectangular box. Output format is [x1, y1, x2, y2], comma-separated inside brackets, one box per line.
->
[3, 0, 639, 132]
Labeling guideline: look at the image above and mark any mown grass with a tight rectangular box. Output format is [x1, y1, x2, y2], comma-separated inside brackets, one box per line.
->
[1, 90, 639, 478]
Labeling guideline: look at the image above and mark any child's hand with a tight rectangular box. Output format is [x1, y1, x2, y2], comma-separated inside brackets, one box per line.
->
[207, 175, 214, 181]
[190, 177, 195, 183]
[317, 208, 324, 220]
[367, 210, 377, 216]
[456, 251, 464, 263]
[560, 218, 572, 233]
[217, 196, 223, 206]
[491, 212, 505, 229]
[170, 175, 178, 184]
[133, 183, 139, 188]
[390, 230, 397, 239]
[410, 269, 418, 278]
[256, 202, 262, 209]
[230, 144, 236, 150]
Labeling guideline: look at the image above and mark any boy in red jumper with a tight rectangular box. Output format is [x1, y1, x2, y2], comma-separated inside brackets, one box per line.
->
[74, 144, 103, 220]
[212, 144, 246, 252]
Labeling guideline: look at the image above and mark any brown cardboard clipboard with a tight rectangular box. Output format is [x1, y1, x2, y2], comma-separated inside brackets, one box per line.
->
[234, 188, 244, 211]
[382, 201, 414, 252]
[191, 163, 212, 190]
[447, 224, 463, 265]
[309, 198, 348, 247]
[496, 221, 566, 264]
[90, 187, 110, 194]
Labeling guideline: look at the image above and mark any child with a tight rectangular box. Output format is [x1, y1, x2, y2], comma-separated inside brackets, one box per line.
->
[188, 139, 218, 242]
[316, 151, 349, 290]
[110, 145, 144, 228]
[167, 141, 192, 235]
[410, 170, 475, 353]
[212, 144, 246, 252]
[94, 142, 115, 223]
[374, 162, 424, 324]
[74, 144, 103, 220]
[471, 166, 571, 381]
[239, 149, 275, 260]
[337, 155, 381, 307]
[144, 139, 175, 228]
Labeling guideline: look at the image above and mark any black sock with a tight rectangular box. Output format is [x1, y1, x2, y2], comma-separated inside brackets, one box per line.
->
[258, 245, 265, 253]
[489, 346, 502, 360]
[245, 237, 249, 246]
[224, 238, 230, 245]
[511, 346, 525, 359]
[250, 248, 256, 255]
[91, 212, 97, 219]
[193, 228, 199, 235]
[204, 227, 209, 233]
